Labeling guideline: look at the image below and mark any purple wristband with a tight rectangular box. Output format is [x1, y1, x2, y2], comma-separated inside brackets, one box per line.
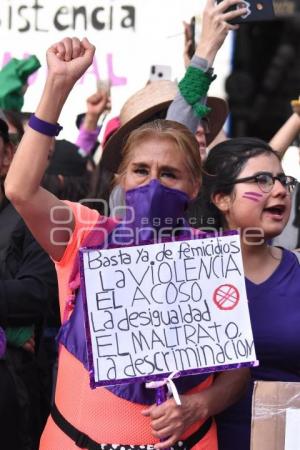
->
[28, 114, 63, 137]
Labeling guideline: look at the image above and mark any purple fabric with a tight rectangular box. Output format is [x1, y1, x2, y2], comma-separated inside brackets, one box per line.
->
[106, 372, 208, 405]
[28, 114, 62, 137]
[56, 289, 88, 368]
[75, 125, 101, 155]
[155, 385, 168, 405]
[124, 179, 190, 243]
[216, 249, 300, 450]
[0, 327, 6, 358]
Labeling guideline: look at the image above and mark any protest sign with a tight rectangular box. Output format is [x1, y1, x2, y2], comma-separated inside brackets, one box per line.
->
[80, 233, 257, 388]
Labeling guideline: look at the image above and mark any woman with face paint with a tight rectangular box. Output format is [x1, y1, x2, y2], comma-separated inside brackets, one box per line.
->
[5, 38, 249, 450]
[199, 137, 299, 450]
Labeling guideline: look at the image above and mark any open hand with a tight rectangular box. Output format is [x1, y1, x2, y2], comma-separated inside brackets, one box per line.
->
[196, 0, 248, 65]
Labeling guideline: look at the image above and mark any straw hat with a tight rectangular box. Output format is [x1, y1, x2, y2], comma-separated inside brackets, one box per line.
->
[101, 80, 228, 173]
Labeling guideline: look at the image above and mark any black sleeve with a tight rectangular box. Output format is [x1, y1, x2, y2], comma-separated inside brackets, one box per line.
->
[0, 221, 59, 328]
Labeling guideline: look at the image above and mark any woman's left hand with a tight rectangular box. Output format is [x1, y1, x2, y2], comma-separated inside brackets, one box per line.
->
[142, 393, 208, 449]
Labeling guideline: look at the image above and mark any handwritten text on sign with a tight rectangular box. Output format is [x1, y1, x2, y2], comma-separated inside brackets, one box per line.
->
[80, 235, 257, 386]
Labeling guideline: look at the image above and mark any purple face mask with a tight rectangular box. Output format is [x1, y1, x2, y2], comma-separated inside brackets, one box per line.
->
[120, 179, 190, 243]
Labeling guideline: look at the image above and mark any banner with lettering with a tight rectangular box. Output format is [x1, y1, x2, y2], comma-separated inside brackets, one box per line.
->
[0, 0, 233, 141]
[80, 234, 257, 388]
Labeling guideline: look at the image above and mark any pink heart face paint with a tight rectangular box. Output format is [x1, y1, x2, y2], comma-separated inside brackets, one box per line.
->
[242, 191, 263, 202]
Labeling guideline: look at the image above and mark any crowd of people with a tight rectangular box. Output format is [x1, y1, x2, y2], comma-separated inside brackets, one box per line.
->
[1, 0, 300, 449]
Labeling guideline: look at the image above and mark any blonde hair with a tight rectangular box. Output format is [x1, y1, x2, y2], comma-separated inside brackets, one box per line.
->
[117, 119, 202, 186]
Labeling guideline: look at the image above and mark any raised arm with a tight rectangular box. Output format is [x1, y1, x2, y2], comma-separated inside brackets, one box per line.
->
[269, 111, 300, 159]
[167, 0, 246, 133]
[5, 37, 95, 261]
[75, 89, 111, 156]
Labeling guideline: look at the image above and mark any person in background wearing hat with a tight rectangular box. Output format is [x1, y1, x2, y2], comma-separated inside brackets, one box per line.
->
[166, 0, 247, 230]
[79, 0, 243, 220]
[173, 0, 300, 235]
[0, 117, 58, 449]
[72, 0, 237, 176]
[166, 0, 247, 160]
[91, 0, 245, 220]
[5, 36, 249, 450]
[101, 0, 245, 173]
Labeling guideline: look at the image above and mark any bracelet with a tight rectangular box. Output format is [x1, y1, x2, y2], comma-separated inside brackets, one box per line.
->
[179, 66, 217, 118]
[28, 114, 63, 137]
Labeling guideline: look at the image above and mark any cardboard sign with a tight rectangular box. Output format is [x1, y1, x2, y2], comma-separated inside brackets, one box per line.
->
[251, 381, 300, 450]
[285, 409, 300, 450]
[80, 234, 257, 388]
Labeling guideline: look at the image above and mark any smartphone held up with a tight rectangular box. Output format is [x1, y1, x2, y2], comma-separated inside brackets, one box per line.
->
[216, 0, 275, 24]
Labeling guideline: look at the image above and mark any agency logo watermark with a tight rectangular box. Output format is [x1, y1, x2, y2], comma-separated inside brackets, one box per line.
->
[49, 198, 265, 247]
